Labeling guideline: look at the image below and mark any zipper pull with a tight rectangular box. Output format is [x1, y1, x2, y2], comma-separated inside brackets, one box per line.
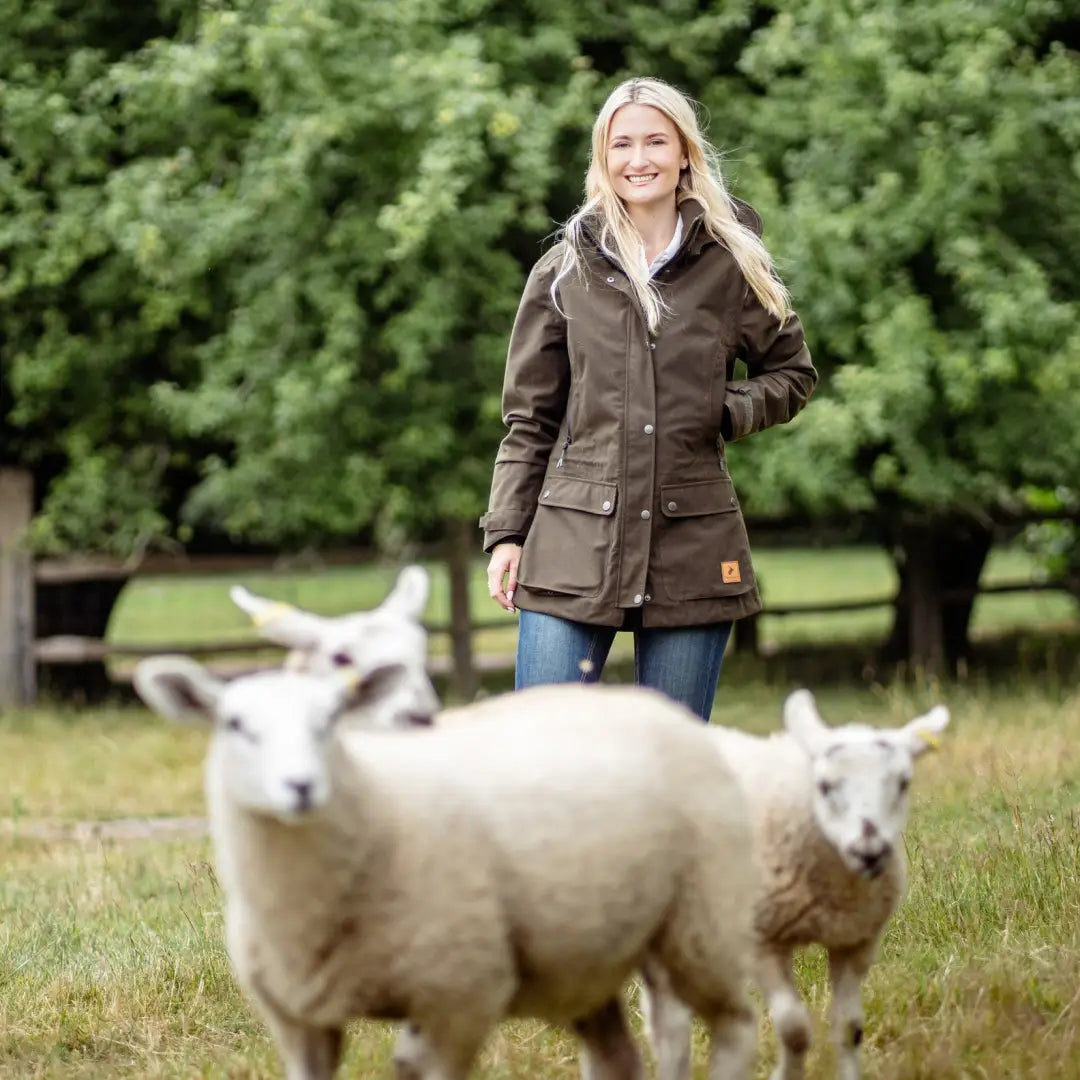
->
[556, 432, 572, 469]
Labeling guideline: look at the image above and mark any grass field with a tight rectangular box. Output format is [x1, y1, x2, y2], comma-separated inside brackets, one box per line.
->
[2, 680, 1078, 1079]
[106, 544, 1078, 672]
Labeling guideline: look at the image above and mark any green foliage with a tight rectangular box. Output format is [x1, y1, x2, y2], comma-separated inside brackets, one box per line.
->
[726, 0, 1080, 522]
[2, 0, 1078, 555]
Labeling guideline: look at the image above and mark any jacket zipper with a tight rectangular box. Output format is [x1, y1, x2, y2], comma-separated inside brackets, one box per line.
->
[556, 415, 573, 468]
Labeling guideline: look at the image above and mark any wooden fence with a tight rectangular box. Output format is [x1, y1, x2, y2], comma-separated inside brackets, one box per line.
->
[2, 467, 1075, 707]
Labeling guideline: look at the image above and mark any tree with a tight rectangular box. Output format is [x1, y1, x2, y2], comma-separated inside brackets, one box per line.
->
[721, 0, 1080, 671]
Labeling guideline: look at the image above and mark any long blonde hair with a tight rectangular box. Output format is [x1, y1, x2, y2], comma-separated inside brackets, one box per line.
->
[552, 77, 791, 333]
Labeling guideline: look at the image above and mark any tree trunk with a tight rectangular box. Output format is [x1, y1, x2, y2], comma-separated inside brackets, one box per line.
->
[444, 519, 479, 701]
[884, 518, 994, 676]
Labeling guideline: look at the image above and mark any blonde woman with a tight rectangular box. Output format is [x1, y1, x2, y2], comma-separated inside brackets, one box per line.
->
[480, 76, 817, 719]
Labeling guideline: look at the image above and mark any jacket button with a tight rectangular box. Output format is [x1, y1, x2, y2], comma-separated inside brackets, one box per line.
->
[633, 593, 643, 605]
[667, 500, 677, 511]
[640, 510, 651, 520]
[643, 424, 654, 434]
[542, 490, 550, 499]
[730, 496, 737, 506]
[601, 500, 611, 511]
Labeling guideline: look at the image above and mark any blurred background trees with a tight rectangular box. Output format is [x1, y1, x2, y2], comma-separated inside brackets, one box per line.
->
[2, 0, 1078, 671]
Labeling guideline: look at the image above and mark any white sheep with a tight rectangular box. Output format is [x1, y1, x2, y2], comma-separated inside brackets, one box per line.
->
[229, 565, 439, 726]
[133, 656, 761, 1080]
[640, 689, 950, 1080]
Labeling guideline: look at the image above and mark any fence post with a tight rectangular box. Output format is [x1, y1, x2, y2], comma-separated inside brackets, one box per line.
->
[0, 468, 36, 708]
[445, 518, 479, 701]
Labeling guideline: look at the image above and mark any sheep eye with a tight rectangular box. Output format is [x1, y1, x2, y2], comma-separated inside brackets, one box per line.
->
[898, 776, 911, 795]
[223, 716, 259, 743]
[331, 651, 352, 668]
[817, 779, 836, 798]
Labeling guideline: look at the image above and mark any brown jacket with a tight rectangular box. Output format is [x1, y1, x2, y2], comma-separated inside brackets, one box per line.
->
[480, 197, 817, 627]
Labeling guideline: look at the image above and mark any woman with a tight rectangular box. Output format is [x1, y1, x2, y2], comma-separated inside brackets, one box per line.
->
[479, 76, 817, 720]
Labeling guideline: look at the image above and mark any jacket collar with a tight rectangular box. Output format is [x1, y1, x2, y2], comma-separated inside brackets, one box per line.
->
[579, 194, 761, 265]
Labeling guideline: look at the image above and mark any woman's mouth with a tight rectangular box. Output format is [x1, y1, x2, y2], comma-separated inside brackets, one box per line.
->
[626, 174, 658, 186]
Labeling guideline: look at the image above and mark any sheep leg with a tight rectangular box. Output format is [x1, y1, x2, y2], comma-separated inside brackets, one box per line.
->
[392, 1018, 485, 1080]
[828, 942, 875, 1080]
[757, 948, 810, 1080]
[263, 1014, 343, 1080]
[573, 997, 644, 1080]
[638, 959, 694, 1080]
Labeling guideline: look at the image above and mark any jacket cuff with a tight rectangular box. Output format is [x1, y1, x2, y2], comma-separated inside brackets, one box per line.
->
[723, 384, 756, 441]
[483, 532, 525, 555]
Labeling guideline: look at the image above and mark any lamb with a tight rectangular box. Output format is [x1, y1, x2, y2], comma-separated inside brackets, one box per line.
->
[133, 655, 760, 1080]
[229, 565, 439, 726]
[640, 689, 950, 1080]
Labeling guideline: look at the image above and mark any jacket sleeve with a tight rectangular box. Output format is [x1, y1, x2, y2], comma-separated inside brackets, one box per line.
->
[722, 286, 818, 442]
[479, 255, 570, 552]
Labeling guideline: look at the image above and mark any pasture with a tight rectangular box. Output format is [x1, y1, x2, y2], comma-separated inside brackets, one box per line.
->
[1, 679, 1078, 1079]
[3, 546, 1078, 1078]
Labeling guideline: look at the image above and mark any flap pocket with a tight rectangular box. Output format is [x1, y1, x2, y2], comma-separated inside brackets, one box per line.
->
[538, 476, 617, 516]
[660, 478, 738, 518]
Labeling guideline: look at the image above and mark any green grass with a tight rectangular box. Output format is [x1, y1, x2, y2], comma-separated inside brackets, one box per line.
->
[1, 682, 1079, 1078]
[106, 546, 1078, 668]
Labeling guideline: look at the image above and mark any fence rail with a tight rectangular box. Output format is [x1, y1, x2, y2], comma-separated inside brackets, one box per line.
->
[2, 467, 1076, 707]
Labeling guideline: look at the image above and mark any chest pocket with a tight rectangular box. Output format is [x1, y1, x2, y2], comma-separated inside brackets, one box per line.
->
[518, 476, 617, 597]
[656, 477, 755, 601]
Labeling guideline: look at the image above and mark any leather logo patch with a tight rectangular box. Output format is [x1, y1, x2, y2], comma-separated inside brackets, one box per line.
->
[721, 560, 742, 584]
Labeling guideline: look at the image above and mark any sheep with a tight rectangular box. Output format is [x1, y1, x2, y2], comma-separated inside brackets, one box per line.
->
[639, 689, 950, 1080]
[132, 655, 761, 1080]
[229, 565, 439, 727]
[232, 581, 950, 1078]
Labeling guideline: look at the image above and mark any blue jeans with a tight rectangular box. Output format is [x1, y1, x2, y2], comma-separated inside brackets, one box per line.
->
[515, 609, 733, 721]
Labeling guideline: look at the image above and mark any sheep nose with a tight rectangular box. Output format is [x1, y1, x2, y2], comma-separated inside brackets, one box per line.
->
[855, 842, 893, 878]
[860, 818, 879, 839]
[286, 779, 314, 811]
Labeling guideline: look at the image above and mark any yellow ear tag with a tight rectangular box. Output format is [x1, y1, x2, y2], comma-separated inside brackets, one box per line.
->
[917, 728, 941, 751]
[250, 601, 297, 629]
[337, 667, 363, 692]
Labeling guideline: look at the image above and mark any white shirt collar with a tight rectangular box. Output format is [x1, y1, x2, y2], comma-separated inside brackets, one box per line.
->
[645, 214, 684, 277]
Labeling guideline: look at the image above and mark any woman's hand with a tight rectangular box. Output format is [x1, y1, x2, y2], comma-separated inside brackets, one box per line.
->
[487, 542, 522, 612]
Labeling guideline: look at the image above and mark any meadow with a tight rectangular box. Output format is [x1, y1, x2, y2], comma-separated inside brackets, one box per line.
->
[106, 543, 1078, 672]
[2, 546, 1078, 1078]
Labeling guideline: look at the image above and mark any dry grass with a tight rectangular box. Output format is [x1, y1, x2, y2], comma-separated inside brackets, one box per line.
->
[1, 680, 1078, 1077]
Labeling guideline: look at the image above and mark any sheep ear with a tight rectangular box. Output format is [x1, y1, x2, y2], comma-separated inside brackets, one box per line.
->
[783, 689, 829, 755]
[338, 662, 411, 711]
[133, 656, 224, 723]
[902, 704, 950, 757]
[379, 566, 429, 620]
[230, 585, 327, 650]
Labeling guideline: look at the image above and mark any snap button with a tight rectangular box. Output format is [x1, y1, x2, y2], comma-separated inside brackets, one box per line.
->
[606, 276, 615, 283]
[633, 593, 643, 605]
[648, 342, 656, 350]
[542, 490, 550, 499]
[640, 510, 651, 521]
[644, 593, 652, 602]
[601, 500, 611, 511]
[643, 424, 654, 435]
[730, 496, 737, 506]
[667, 500, 677, 511]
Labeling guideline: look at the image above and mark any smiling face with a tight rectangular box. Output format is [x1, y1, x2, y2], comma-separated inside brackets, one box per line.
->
[605, 103, 687, 213]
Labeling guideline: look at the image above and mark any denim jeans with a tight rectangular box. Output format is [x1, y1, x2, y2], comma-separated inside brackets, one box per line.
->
[515, 609, 733, 722]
